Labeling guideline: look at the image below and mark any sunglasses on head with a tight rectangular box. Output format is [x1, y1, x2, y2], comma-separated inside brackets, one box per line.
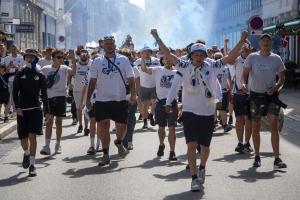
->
[103, 36, 115, 41]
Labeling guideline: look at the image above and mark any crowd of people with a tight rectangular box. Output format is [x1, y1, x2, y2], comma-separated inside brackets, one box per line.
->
[0, 29, 287, 191]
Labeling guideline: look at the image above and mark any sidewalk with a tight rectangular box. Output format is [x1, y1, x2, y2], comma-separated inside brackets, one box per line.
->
[0, 116, 17, 140]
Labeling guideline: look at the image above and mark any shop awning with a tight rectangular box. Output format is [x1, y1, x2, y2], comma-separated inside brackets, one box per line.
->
[263, 19, 300, 35]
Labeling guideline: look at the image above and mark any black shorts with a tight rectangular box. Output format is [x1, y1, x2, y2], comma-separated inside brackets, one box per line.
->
[17, 108, 43, 139]
[220, 92, 229, 111]
[94, 101, 128, 124]
[0, 91, 9, 104]
[48, 96, 66, 117]
[155, 100, 178, 127]
[233, 94, 250, 117]
[182, 112, 214, 147]
[139, 87, 156, 102]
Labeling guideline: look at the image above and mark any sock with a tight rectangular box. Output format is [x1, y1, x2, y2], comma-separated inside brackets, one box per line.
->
[56, 140, 60, 146]
[90, 137, 95, 148]
[24, 150, 30, 155]
[239, 141, 243, 145]
[199, 165, 205, 170]
[192, 174, 198, 180]
[115, 140, 122, 145]
[96, 138, 100, 147]
[30, 156, 35, 166]
[103, 148, 109, 155]
[45, 139, 51, 146]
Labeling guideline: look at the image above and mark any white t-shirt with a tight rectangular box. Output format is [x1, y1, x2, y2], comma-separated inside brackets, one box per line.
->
[41, 65, 71, 98]
[4, 55, 24, 82]
[126, 66, 140, 101]
[135, 57, 160, 88]
[73, 61, 91, 92]
[232, 56, 246, 93]
[175, 58, 224, 116]
[245, 51, 285, 93]
[152, 66, 177, 100]
[217, 66, 231, 92]
[90, 53, 134, 102]
[38, 58, 53, 68]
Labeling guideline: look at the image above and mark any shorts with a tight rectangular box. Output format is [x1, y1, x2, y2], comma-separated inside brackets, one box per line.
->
[73, 91, 86, 109]
[17, 108, 43, 139]
[139, 87, 156, 102]
[220, 92, 229, 111]
[48, 96, 66, 117]
[94, 101, 128, 124]
[0, 91, 9, 104]
[233, 94, 250, 117]
[182, 112, 214, 147]
[155, 100, 178, 127]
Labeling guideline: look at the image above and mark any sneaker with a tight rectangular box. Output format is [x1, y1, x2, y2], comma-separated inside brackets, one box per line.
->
[127, 142, 133, 150]
[3, 116, 8, 123]
[114, 140, 128, 158]
[148, 114, 155, 126]
[138, 114, 142, 121]
[40, 146, 51, 155]
[198, 169, 206, 184]
[54, 144, 62, 154]
[228, 115, 233, 125]
[243, 143, 253, 153]
[98, 154, 110, 166]
[77, 125, 83, 133]
[157, 144, 165, 157]
[72, 118, 77, 125]
[169, 151, 178, 161]
[29, 165, 37, 177]
[274, 158, 287, 170]
[84, 128, 90, 136]
[87, 146, 96, 155]
[235, 143, 244, 154]
[186, 164, 190, 170]
[96, 145, 103, 152]
[191, 178, 201, 192]
[22, 153, 30, 169]
[142, 119, 148, 129]
[253, 155, 261, 168]
[223, 124, 232, 132]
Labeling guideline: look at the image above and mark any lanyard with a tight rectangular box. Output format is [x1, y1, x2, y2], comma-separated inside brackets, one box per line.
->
[107, 54, 116, 70]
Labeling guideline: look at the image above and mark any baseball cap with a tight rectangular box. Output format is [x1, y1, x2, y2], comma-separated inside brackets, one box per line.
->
[259, 33, 272, 40]
[140, 46, 152, 53]
[23, 49, 39, 60]
[190, 43, 207, 55]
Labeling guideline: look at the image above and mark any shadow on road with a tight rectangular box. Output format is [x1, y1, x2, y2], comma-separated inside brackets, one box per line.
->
[163, 189, 205, 200]
[212, 152, 274, 163]
[0, 172, 31, 187]
[153, 169, 189, 181]
[61, 132, 85, 140]
[63, 154, 100, 164]
[228, 167, 286, 182]
[0, 137, 19, 144]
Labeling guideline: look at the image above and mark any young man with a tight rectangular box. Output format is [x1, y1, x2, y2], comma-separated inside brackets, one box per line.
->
[135, 47, 160, 129]
[86, 36, 136, 166]
[242, 34, 287, 170]
[40, 49, 76, 155]
[151, 28, 248, 191]
[13, 49, 50, 177]
[70, 49, 91, 135]
[38, 46, 53, 68]
[232, 44, 253, 153]
[141, 55, 178, 160]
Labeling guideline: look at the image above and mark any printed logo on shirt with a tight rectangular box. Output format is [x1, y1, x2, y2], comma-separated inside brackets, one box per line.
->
[160, 75, 174, 88]
[256, 63, 270, 69]
[102, 66, 118, 75]
[34, 75, 39, 80]
[21, 75, 26, 79]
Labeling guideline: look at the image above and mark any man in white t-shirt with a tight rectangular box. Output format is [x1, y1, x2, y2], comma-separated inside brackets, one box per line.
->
[135, 47, 160, 129]
[141, 55, 178, 161]
[70, 49, 91, 135]
[4, 44, 24, 113]
[38, 47, 53, 67]
[151, 28, 248, 192]
[40, 49, 77, 155]
[242, 34, 287, 170]
[86, 36, 136, 166]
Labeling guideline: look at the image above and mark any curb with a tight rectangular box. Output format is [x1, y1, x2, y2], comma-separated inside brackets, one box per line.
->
[0, 121, 17, 140]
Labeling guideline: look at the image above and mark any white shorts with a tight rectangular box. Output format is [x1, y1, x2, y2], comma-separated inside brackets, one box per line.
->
[73, 91, 86, 109]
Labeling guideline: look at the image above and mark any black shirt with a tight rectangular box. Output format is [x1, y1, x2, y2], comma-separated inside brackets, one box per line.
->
[13, 67, 49, 113]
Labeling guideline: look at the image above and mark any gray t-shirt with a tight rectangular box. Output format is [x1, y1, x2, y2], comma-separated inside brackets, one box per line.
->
[245, 51, 285, 93]
[41, 65, 71, 98]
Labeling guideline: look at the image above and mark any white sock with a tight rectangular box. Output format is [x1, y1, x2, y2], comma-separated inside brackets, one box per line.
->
[56, 140, 60, 146]
[90, 137, 95, 148]
[45, 139, 51, 146]
[30, 156, 35, 166]
[24, 150, 30, 155]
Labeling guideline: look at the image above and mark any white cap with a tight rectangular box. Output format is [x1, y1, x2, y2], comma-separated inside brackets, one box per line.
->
[190, 43, 207, 54]
[140, 46, 152, 52]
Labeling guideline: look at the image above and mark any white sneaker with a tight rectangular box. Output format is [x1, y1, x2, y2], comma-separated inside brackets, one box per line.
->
[191, 178, 201, 192]
[198, 169, 206, 184]
[127, 142, 133, 150]
[55, 144, 62, 154]
[40, 146, 51, 155]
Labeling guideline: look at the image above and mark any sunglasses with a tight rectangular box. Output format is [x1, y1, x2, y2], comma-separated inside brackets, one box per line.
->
[56, 56, 64, 59]
[103, 36, 115, 41]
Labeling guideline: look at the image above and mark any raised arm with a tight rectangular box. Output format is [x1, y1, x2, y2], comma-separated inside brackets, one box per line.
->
[150, 29, 178, 66]
[222, 31, 248, 65]
[68, 51, 77, 76]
